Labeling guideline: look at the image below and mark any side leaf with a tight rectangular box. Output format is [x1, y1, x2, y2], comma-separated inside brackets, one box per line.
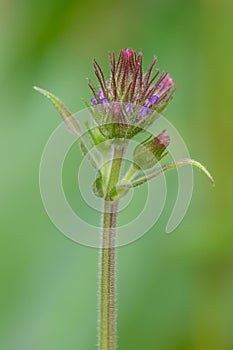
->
[124, 158, 215, 188]
[34, 86, 103, 169]
[33, 86, 82, 136]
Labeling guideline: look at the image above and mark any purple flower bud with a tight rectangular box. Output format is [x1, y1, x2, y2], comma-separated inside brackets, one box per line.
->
[120, 49, 135, 74]
[122, 48, 134, 60]
[157, 74, 174, 97]
[133, 130, 170, 169]
[151, 130, 170, 151]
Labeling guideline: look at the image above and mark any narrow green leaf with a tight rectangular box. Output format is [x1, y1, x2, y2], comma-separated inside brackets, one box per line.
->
[33, 86, 82, 136]
[34, 86, 103, 170]
[127, 158, 215, 188]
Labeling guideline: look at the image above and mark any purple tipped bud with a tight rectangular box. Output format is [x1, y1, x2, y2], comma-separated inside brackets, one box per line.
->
[120, 48, 135, 73]
[133, 130, 170, 169]
[157, 74, 174, 96]
[151, 130, 170, 150]
[122, 48, 134, 60]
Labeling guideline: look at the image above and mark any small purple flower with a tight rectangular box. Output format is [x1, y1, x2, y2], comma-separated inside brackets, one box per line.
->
[100, 97, 109, 105]
[126, 103, 134, 115]
[144, 95, 159, 108]
[137, 106, 151, 120]
[97, 90, 104, 98]
[144, 99, 151, 107]
[90, 97, 98, 105]
[150, 95, 159, 105]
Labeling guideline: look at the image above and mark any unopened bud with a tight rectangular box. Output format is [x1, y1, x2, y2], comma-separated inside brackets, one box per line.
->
[133, 130, 170, 170]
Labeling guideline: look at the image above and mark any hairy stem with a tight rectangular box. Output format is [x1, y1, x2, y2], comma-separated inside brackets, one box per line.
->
[99, 200, 118, 350]
[98, 142, 124, 350]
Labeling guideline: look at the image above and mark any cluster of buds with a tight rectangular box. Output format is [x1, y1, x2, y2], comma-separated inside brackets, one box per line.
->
[87, 48, 175, 181]
[88, 48, 175, 138]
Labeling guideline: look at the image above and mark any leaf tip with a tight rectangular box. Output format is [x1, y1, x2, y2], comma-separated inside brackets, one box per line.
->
[188, 159, 215, 187]
[33, 85, 48, 96]
[209, 175, 215, 187]
[33, 85, 42, 92]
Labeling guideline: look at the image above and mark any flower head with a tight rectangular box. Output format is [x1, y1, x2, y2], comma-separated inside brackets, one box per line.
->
[88, 48, 175, 137]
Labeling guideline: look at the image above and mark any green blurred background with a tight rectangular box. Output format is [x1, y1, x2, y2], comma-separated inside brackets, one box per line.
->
[1, 0, 233, 349]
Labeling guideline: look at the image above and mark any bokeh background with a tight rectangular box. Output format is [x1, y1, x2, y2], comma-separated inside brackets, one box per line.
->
[1, 0, 233, 349]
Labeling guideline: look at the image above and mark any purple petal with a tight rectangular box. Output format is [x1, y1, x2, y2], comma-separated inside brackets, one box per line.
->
[90, 97, 98, 105]
[144, 95, 159, 108]
[150, 95, 159, 105]
[101, 97, 108, 105]
[137, 106, 151, 120]
[126, 103, 134, 115]
[97, 90, 104, 98]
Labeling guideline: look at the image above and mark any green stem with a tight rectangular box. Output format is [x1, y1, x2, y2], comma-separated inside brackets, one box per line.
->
[105, 143, 125, 200]
[98, 142, 124, 350]
[99, 200, 118, 350]
[121, 165, 138, 183]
